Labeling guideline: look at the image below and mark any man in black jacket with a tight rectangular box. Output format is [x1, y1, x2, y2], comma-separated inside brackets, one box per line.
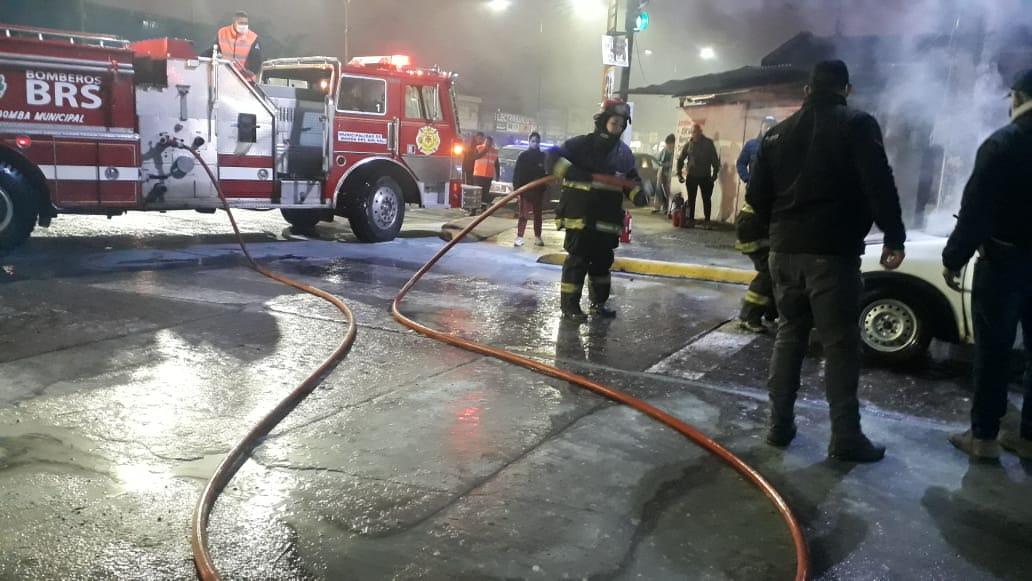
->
[942, 69, 1032, 461]
[746, 60, 906, 463]
[513, 132, 548, 247]
[676, 124, 720, 227]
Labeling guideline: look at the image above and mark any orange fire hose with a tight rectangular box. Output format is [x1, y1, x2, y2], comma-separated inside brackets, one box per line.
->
[392, 176, 810, 580]
[180, 146, 358, 581]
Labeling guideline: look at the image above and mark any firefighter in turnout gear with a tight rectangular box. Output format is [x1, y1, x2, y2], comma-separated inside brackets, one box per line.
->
[549, 99, 643, 323]
[735, 203, 776, 332]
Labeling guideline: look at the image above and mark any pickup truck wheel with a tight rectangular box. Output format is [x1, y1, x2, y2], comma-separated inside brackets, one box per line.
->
[0, 163, 38, 251]
[859, 290, 932, 365]
[280, 208, 323, 232]
[348, 176, 404, 242]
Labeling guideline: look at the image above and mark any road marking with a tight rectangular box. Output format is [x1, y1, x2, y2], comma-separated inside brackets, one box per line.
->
[647, 323, 762, 381]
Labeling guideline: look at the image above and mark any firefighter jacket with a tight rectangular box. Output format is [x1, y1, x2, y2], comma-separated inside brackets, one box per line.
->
[735, 203, 770, 254]
[944, 105, 1032, 270]
[208, 26, 262, 79]
[473, 146, 500, 179]
[677, 135, 720, 181]
[746, 92, 906, 257]
[548, 132, 641, 251]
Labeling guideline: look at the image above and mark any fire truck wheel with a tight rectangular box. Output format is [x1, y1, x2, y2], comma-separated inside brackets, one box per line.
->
[0, 163, 38, 251]
[349, 176, 405, 242]
[280, 209, 323, 233]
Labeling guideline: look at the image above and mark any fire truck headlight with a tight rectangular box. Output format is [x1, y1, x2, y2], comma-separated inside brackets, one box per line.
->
[452, 144, 465, 157]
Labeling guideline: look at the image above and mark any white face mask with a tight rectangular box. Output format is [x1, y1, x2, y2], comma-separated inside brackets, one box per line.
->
[235, 24, 249, 35]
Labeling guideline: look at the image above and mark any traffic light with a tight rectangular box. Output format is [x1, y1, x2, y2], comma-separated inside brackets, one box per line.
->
[634, 11, 649, 31]
[633, 0, 649, 32]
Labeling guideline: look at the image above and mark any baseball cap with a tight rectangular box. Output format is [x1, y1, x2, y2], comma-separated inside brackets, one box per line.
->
[1011, 69, 1032, 95]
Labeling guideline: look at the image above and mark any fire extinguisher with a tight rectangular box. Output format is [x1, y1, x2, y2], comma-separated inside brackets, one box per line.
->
[620, 210, 632, 244]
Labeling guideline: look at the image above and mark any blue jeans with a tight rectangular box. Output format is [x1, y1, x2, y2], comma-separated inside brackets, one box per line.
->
[971, 256, 1032, 440]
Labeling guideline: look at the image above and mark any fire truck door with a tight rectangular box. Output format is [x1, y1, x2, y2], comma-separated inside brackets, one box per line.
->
[400, 84, 451, 195]
[333, 74, 393, 163]
[215, 61, 276, 200]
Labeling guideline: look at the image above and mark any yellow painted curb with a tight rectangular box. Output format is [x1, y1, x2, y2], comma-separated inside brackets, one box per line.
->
[537, 253, 755, 285]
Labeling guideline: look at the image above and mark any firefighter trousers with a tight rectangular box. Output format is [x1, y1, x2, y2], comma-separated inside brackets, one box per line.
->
[561, 249, 615, 313]
[739, 249, 777, 324]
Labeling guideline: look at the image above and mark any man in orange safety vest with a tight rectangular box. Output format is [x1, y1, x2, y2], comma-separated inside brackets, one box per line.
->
[206, 11, 263, 81]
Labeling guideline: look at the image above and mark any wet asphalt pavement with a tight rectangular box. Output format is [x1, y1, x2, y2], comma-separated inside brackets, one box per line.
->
[1, 211, 1030, 580]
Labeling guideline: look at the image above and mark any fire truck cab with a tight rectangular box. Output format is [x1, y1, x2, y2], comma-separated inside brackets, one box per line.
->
[259, 54, 463, 240]
[0, 24, 463, 250]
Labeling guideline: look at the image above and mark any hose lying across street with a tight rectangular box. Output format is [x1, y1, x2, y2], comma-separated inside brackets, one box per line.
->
[391, 176, 811, 581]
[181, 145, 359, 580]
[183, 145, 809, 580]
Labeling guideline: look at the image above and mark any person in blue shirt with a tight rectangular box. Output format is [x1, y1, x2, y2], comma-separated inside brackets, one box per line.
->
[736, 116, 777, 183]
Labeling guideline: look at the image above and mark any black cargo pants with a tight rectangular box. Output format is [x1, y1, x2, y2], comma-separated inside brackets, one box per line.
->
[767, 252, 864, 438]
[560, 249, 615, 314]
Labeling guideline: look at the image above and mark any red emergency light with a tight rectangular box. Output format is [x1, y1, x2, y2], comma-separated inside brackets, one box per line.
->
[14, 135, 31, 150]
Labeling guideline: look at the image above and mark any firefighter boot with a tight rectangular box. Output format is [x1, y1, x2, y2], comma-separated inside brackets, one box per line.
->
[561, 299, 588, 324]
[738, 302, 767, 334]
[589, 303, 617, 318]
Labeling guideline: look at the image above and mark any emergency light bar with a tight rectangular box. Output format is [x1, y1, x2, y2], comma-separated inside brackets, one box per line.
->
[348, 55, 412, 68]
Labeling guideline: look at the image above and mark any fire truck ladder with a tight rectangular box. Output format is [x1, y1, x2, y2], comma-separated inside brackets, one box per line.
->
[1, 24, 129, 49]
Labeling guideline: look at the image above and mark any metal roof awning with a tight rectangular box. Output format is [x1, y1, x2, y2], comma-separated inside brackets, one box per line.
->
[629, 65, 809, 98]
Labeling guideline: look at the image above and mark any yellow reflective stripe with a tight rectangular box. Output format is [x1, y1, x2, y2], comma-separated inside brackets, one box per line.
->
[562, 179, 623, 193]
[553, 157, 573, 179]
[595, 221, 622, 234]
[560, 282, 582, 294]
[744, 290, 771, 306]
[557, 217, 586, 230]
[740, 203, 755, 214]
[627, 186, 641, 200]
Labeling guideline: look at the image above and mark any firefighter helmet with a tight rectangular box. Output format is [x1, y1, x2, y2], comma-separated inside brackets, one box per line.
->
[599, 98, 631, 123]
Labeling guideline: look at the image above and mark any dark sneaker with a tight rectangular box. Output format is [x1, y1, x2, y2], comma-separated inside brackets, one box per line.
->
[738, 319, 767, 334]
[561, 309, 588, 323]
[829, 434, 886, 463]
[999, 430, 1032, 460]
[589, 304, 617, 318]
[949, 430, 1001, 460]
[766, 423, 797, 448]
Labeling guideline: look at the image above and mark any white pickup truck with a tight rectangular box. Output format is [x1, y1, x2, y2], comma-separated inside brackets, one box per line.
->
[859, 233, 973, 364]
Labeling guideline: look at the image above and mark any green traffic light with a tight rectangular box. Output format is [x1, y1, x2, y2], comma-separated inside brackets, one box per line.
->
[635, 11, 649, 32]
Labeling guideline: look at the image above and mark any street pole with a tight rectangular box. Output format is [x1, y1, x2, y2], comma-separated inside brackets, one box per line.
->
[618, 0, 636, 102]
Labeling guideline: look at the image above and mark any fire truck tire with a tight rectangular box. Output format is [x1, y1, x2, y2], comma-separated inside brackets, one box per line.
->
[349, 176, 405, 242]
[0, 163, 38, 251]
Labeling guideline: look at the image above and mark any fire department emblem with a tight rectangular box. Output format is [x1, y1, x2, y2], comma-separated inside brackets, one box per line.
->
[416, 125, 441, 156]
[0, 75, 7, 99]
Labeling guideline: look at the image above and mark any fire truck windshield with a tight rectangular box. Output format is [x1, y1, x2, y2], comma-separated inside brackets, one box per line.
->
[262, 67, 334, 95]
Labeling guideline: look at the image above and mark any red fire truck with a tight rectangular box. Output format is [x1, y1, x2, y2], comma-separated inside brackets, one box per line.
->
[0, 24, 465, 250]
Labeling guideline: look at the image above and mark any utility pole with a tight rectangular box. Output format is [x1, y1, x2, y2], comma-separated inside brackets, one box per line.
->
[617, 0, 636, 101]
